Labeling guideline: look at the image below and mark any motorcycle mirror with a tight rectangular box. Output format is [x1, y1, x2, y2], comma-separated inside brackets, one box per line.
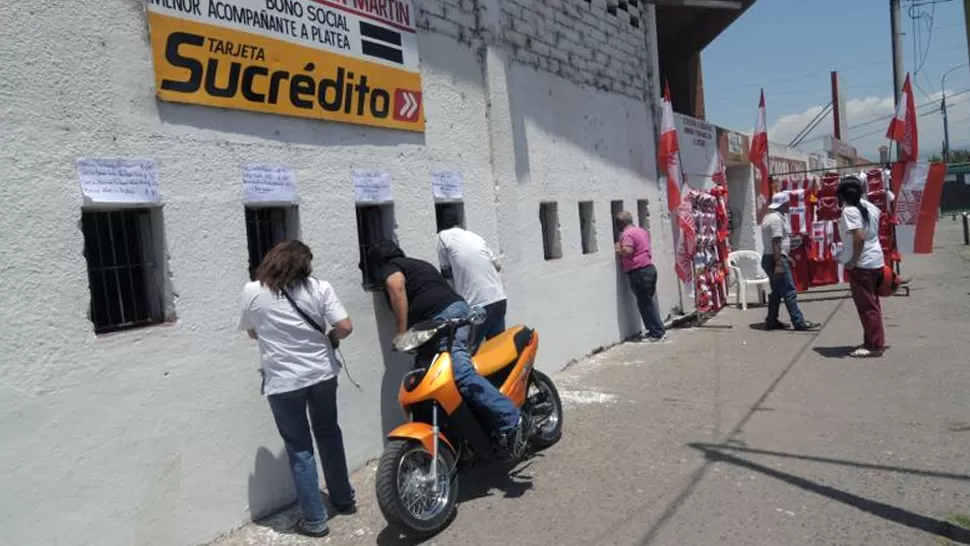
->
[469, 305, 487, 326]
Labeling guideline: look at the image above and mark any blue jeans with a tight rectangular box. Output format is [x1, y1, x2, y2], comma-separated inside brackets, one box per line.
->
[628, 265, 665, 339]
[431, 301, 520, 433]
[267, 378, 355, 533]
[470, 299, 507, 352]
[761, 254, 806, 328]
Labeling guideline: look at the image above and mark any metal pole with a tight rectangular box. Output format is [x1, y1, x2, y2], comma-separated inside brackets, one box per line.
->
[963, 212, 970, 245]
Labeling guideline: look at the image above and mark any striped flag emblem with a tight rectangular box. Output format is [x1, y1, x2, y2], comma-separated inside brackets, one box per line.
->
[359, 21, 404, 65]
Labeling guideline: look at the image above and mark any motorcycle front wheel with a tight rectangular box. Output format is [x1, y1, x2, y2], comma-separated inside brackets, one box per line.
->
[375, 439, 458, 538]
[527, 369, 564, 450]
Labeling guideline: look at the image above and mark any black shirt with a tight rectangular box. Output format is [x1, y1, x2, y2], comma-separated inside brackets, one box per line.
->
[377, 257, 463, 326]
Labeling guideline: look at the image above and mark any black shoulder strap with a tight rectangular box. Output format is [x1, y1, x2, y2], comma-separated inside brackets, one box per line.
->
[281, 286, 362, 391]
[281, 288, 326, 336]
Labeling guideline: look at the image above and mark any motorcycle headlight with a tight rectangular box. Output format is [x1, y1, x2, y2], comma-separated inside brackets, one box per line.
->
[394, 328, 439, 352]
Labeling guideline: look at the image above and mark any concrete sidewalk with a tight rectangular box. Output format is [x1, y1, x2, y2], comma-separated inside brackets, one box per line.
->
[210, 221, 970, 546]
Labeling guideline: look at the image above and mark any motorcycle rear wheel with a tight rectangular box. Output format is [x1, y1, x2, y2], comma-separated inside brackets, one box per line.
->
[528, 370, 564, 450]
[376, 439, 458, 538]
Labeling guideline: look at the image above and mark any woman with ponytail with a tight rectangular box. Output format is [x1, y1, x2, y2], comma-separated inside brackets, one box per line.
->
[837, 176, 887, 358]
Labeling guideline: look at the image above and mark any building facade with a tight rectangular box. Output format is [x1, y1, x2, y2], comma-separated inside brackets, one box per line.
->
[0, 1, 677, 544]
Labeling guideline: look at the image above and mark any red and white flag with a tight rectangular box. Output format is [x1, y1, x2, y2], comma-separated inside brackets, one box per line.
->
[886, 74, 919, 162]
[749, 90, 770, 216]
[659, 82, 694, 287]
[674, 198, 696, 291]
[892, 162, 946, 254]
[659, 83, 683, 213]
[710, 145, 727, 188]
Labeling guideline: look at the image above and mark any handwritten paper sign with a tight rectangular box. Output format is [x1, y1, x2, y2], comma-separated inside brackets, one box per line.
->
[242, 164, 299, 203]
[76, 158, 160, 204]
[353, 170, 393, 204]
[431, 171, 464, 200]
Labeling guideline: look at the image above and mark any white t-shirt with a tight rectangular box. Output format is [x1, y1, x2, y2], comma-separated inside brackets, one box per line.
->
[838, 201, 885, 269]
[238, 278, 348, 396]
[436, 227, 506, 307]
[761, 211, 790, 256]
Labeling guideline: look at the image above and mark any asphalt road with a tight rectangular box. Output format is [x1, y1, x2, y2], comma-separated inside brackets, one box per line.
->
[212, 220, 970, 546]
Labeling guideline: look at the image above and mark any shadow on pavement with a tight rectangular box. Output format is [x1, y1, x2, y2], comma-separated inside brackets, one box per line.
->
[689, 442, 970, 482]
[689, 443, 970, 544]
[812, 346, 858, 358]
[373, 457, 538, 545]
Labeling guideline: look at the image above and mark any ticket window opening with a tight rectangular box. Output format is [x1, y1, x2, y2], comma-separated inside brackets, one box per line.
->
[637, 199, 650, 231]
[610, 200, 624, 241]
[435, 201, 465, 232]
[245, 206, 300, 281]
[356, 204, 396, 290]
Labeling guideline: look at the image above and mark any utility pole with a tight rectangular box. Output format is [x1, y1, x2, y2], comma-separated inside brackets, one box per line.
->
[942, 92, 950, 162]
[965, 0, 970, 78]
[890, 0, 905, 106]
[940, 64, 968, 163]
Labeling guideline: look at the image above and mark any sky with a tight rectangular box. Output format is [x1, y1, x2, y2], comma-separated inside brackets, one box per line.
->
[702, 0, 970, 160]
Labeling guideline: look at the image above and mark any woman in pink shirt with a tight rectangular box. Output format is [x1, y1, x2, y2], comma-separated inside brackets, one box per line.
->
[614, 211, 666, 342]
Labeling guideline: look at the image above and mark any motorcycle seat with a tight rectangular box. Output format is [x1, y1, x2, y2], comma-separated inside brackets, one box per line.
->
[473, 325, 533, 377]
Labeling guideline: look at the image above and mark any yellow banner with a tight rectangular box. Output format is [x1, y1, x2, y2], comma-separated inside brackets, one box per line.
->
[147, 12, 425, 132]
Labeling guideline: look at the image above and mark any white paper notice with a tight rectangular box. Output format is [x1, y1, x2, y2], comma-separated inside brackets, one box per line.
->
[431, 171, 464, 200]
[76, 158, 160, 204]
[353, 170, 393, 203]
[242, 165, 299, 203]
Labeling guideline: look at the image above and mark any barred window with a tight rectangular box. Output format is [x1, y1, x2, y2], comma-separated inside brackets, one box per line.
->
[435, 202, 465, 231]
[245, 207, 298, 280]
[356, 204, 396, 289]
[81, 209, 165, 334]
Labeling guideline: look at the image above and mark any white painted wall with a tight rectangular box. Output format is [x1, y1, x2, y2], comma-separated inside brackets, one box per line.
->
[0, 1, 669, 545]
[497, 63, 667, 368]
[727, 165, 759, 253]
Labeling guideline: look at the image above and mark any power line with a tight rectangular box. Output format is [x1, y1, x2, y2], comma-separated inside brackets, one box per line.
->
[789, 103, 833, 148]
[849, 92, 970, 142]
[909, 0, 937, 77]
[845, 88, 970, 135]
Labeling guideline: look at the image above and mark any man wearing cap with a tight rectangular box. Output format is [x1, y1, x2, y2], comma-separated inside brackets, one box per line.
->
[761, 192, 820, 331]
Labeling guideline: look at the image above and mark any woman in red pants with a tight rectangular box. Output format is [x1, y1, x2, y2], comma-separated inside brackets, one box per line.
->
[837, 177, 886, 358]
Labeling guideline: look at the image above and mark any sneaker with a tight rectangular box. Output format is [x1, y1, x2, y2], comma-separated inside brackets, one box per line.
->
[640, 333, 668, 343]
[497, 417, 524, 460]
[764, 320, 789, 331]
[332, 502, 357, 515]
[793, 321, 820, 331]
[295, 518, 330, 538]
[849, 347, 883, 358]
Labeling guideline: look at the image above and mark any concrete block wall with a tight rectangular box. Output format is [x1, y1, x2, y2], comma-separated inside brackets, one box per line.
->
[0, 0, 670, 544]
[501, 0, 649, 99]
[416, 0, 479, 45]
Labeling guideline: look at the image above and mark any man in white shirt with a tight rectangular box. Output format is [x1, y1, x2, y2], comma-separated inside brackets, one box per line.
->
[761, 192, 819, 332]
[436, 209, 507, 350]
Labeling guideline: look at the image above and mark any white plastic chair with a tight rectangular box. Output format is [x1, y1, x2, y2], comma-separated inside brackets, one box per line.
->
[727, 250, 770, 310]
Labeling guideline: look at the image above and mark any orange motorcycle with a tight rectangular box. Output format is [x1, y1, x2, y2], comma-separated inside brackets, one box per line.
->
[375, 307, 563, 537]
